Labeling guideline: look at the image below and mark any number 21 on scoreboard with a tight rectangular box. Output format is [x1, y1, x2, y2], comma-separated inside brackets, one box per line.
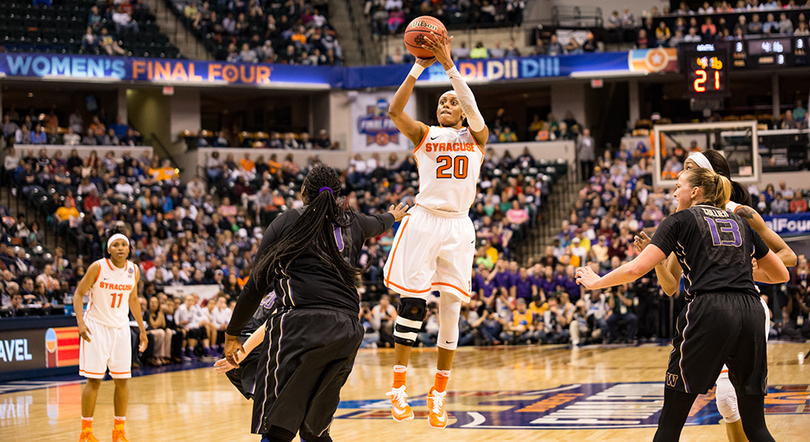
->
[693, 69, 721, 92]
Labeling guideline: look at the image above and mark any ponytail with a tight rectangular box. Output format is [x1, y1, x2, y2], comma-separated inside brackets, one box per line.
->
[684, 167, 731, 209]
[713, 174, 732, 208]
[253, 165, 362, 288]
[698, 149, 751, 206]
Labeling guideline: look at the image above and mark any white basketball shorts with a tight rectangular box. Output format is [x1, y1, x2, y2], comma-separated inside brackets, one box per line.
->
[79, 317, 132, 379]
[383, 204, 475, 302]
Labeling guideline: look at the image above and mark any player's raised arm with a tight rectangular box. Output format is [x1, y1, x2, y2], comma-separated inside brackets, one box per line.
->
[424, 32, 489, 147]
[389, 58, 434, 145]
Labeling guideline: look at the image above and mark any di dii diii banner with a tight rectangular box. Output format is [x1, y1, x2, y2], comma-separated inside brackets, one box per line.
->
[0, 49, 677, 89]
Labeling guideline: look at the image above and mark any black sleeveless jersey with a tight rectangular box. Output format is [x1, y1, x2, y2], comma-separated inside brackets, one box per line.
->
[650, 204, 770, 300]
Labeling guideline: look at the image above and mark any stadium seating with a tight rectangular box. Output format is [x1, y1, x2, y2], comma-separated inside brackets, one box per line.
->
[0, 0, 181, 58]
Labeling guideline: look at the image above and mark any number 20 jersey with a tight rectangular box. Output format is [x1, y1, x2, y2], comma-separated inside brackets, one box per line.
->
[85, 258, 139, 329]
[414, 126, 484, 214]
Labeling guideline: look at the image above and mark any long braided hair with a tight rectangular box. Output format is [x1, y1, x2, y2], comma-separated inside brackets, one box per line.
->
[253, 165, 361, 287]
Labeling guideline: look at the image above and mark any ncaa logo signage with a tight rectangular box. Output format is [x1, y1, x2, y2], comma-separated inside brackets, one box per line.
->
[337, 382, 810, 430]
[356, 98, 400, 147]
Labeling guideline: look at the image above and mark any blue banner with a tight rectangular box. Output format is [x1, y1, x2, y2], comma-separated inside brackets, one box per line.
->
[0, 50, 675, 89]
[763, 212, 810, 237]
[0, 53, 334, 87]
[342, 52, 635, 89]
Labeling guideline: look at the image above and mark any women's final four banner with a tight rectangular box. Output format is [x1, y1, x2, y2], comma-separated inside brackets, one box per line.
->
[0, 52, 335, 87]
[0, 49, 677, 89]
[763, 212, 810, 237]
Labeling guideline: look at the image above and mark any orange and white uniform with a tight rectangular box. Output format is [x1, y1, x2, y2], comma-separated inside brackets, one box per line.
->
[79, 258, 139, 379]
[383, 125, 484, 301]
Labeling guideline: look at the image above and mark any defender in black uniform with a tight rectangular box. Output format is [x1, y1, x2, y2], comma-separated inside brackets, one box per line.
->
[223, 165, 409, 442]
[576, 168, 789, 442]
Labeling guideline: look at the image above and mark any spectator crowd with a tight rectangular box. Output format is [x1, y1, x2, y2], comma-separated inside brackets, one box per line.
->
[175, 0, 343, 65]
[1, 128, 807, 370]
[367, 0, 525, 39]
[605, 1, 810, 49]
[2, 105, 143, 148]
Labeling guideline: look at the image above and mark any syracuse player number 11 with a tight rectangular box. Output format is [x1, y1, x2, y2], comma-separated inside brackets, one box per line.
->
[110, 293, 125, 308]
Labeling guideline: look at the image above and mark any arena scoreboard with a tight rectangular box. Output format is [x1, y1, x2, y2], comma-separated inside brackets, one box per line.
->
[679, 42, 731, 99]
[731, 36, 810, 68]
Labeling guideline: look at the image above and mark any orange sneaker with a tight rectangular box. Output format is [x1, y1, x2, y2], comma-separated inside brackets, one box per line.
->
[79, 430, 99, 442]
[427, 387, 448, 428]
[386, 385, 414, 421]
[112, 428, 129, 442]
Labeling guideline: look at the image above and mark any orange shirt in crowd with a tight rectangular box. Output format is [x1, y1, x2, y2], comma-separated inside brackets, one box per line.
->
[240, 157, 256, 173]
[90, 122, 106, 137]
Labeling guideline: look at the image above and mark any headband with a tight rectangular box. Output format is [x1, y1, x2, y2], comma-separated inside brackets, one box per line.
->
[319, 187, 334, 196]
[687, 152, 714, 172]
[107, 233, 130, 252]
[440, 90, 457, 100]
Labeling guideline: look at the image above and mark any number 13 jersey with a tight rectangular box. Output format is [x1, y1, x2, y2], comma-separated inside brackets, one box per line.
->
[649, 204, 769, 300]
[414, 126, 484, 214]
[86, 258, 139, 328]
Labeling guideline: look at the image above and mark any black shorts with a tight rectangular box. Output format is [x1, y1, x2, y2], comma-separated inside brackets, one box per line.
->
[666, 293, 767, 396]
[251, 307, 363, 437]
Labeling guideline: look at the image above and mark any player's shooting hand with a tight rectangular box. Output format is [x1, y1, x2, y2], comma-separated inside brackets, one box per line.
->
[224, 333, 245, 367]
[78, 322, 92, 343]
[576, 267, 601, 290]
[423, 32, 454, 69]
[633, 232, 651, 253]
[388, 202, 411, 222]
[415, 57, 436, 68]
[138, 329, 148, 353]
[213, 357, 239, 374]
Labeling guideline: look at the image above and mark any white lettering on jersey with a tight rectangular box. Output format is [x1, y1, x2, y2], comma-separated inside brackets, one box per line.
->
[86, 259, 138, 329]
[414, 126, 484, 213]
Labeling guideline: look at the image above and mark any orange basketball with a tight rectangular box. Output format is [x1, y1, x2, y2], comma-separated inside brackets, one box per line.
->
[404, 16, 447, 59]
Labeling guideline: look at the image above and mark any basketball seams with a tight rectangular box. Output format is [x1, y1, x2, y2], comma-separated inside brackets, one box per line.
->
[404, 15, 447, 58]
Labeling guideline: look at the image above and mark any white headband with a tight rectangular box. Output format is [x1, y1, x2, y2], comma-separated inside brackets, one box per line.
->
[440, 90, 457, 100]
[107, 234, 130, 252]
[687, 152, 714, 172]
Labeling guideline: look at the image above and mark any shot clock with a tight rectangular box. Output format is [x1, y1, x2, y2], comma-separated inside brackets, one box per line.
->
[679, 42, 731, 99]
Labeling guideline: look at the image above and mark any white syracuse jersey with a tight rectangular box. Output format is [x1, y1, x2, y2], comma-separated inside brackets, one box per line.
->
[414, 126, 484, 213]
[85, 259, 139, 329]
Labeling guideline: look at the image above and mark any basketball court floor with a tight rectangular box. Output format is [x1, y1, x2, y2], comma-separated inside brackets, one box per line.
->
[2, 342, 808, 441]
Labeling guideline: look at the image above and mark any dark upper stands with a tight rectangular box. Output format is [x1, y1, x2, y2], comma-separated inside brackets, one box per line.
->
[0, 0, 181, 59]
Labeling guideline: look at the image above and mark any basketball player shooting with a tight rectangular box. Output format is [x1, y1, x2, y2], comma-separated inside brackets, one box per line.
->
[383, 31, 488, 428]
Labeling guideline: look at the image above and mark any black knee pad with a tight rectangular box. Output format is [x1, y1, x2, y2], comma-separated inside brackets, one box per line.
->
[300, 432, 332, 442]
[262, 426, 295, 442]
[394, 298, 427, 347]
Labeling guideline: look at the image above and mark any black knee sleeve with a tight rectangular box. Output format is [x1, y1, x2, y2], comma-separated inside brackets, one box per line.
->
[299, 431, 332, 442]
[737, 393, 776, 442]
[394, 298, 427, 347]
[262, 426, 295, 442]
[653, 388, 699, 442]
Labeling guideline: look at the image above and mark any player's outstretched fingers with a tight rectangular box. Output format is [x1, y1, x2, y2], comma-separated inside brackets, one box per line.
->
[214, 358, 236, 374]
